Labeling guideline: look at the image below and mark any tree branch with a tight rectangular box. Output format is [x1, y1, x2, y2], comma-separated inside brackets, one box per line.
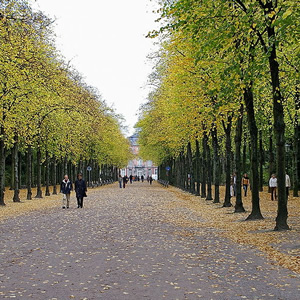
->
[233, 0, 248, 13]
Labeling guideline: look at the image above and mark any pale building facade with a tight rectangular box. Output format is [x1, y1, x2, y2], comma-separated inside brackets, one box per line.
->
[121, 133, 158, 180]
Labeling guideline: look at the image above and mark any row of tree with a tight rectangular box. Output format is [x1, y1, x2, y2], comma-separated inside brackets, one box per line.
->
[137, 0, 299, 230]
[0, 0, 131, 206]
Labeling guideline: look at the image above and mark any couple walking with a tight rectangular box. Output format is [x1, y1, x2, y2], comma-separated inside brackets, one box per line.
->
[61, 173, 87, 208]
[118, 175, 128, 188]
[269, 173, 291, 201]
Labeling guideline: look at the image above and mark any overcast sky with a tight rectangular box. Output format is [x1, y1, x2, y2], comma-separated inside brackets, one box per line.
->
[30, 0, 159, 135]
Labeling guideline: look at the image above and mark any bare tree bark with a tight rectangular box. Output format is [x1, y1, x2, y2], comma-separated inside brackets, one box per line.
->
[26, 145, 32, 200]
[235, 105, 245, 212]
[13, 137, 20, 202]
[222, 115, 233, 207]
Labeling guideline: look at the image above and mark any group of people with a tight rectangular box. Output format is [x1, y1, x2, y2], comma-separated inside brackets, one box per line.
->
[269, 173, 291, 201]
[118, 174, 153, 188]
[230, 173, 250, 198]
[230, 172, 291, 201]
[60, 173, 87, 208]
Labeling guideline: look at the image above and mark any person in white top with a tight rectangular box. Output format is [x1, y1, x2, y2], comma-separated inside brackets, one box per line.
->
[269, 174, 277, 201]
[286, 173, 291, 198]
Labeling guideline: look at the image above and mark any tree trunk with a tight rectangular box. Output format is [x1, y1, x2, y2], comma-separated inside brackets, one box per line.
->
[72, 163, 76, 184]
[264, 20, 288, 230]
[61, 159, 64, 181]
[187, 142, 193, 193]
[234, 106, 245, 213]
[0, 126, 6, 206]
[32, 150, 35, 187]
[26, 146, 32, 200]
[293, 89, 299, 197]
[52, 157, 57, 194]
[83, 160, 87, 182]
[222, 116, 233, 207]
[64, 156, 68, 176]
[176, 157, 179, 187]
[206, 134, 213, 201]
[244, 85, 263, 220]
[269, 132, 275, 193]
[293, 125, 299, 197]
[212, 127, 220, 203]
[45, 151, 50, 196]
[184, 154, 188, 190]
[35, 147, 43, 198]
[79, 156, 83, 174]
[18, 152, 22, 188]
[255, 2, 288, 229]
[201, 135, 207, 198]
[195, 140, 201, 196]
[259, 131, 264, 192]
[69, 160, 73, 182]
[180, 152, 185, 189]
[10, 149, 15, 190]
[13, 137, 20, 202]
[242, 137, 247, 173]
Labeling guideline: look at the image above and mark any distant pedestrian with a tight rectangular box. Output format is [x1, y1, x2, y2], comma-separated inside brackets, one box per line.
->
[60, 175, 73, 209]
[233, 172, 237, 196]
[141, 175, 144, 182]
[118, 175, 123, 188]
[149, 176, 153, 185]
[129, 175, 133, 184]
[123, 175, 128, 189]
[75, 173, 87, 208]
[230, 174, 234, 198]
[242, 173, 250, 197]
[286, 173, 291, 198]
[147, 176, 150, 183]
[269, 174, 277, 201]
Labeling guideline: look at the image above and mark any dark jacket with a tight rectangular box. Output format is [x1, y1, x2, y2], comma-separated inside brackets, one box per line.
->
[75, 179, 87, 198]
[61, 179, 73, 194]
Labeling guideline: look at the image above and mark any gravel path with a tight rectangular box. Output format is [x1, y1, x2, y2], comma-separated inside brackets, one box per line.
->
[0, 183, 299, 299]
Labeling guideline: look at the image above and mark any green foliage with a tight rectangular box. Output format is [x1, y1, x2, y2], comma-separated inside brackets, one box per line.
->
[0, 0, 130, 169]
[138, 0, 299, 165]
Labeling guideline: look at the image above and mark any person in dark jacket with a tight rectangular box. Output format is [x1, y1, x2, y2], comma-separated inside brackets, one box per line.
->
[149, 176, 153, 185]
[122, 175, 128, 188]
[60, 175, 73, 209]
[75, 173, 87, 208]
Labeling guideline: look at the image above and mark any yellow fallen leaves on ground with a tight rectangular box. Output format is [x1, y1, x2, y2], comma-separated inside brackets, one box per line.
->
[0, 187, 61, 222]
[1, 184, 299, 275]
[0, 185, 111, 222]
[165, 186, 300, 274]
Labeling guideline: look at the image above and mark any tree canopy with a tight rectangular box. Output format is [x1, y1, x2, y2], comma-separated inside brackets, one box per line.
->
[0, 0, 131, 205]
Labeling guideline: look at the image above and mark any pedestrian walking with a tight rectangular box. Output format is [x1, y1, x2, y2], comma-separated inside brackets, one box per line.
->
[129, 175, 133, 184]
[269, 174, 277, 201]
[230, 174, 234, 198]
[123, 175, 128, 189]
[118, 175, 123, 188]
[60, 175, 73, 209]
[149, 176, 153, 185]
[75, 173, 87, 208]
[233, 172, 237, 196]
[286, 173, 291, 198]
[242, 173, 250, 197]
[141, 175, 144, 182]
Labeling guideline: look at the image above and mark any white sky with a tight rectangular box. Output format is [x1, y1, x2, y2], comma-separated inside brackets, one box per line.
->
[30, 0, 159, 135]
